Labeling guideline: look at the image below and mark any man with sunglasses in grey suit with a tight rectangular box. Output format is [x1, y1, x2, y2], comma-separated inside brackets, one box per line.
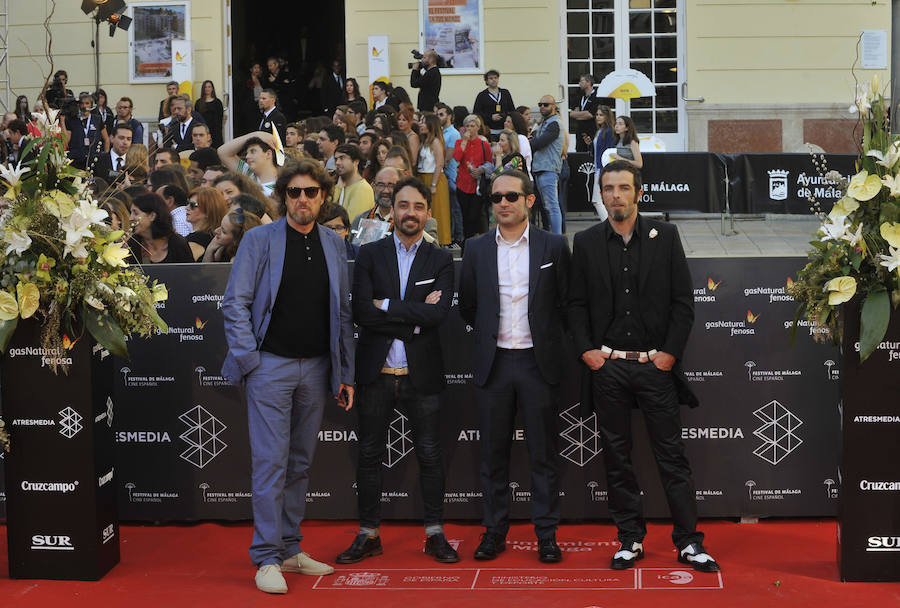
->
[222, 159, 355, 595]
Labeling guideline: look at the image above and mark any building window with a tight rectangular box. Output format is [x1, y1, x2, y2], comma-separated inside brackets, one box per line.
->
[566, 0, 616, 108]
[565, 0, 683, 143]
[628, 0, 679, 135]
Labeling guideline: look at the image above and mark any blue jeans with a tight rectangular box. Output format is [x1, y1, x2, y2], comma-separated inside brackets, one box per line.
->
[558, 160, 570, 234]
[246, 352, 330, 566]
[535, 171, 562, 234]
[356, 374, 445, 529]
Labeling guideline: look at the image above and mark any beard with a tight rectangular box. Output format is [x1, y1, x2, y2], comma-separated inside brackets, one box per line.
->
[395, 216, 421, 236]
[607, 192, 638, 222]
[288, 204, 317, 227]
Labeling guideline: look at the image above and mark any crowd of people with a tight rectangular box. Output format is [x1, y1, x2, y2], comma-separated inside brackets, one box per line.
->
[1, 61, 647, 262]
[1, 57, 719, 597]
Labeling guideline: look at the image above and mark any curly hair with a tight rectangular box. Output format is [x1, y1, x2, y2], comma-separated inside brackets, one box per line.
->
[273, 159, 334, 217]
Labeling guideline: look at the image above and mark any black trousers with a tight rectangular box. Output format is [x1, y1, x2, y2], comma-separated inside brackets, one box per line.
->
[593, 358, 703, 549]
[476, 348, 560, 540]
[356, 375, 445, 529]
[457, 189, 486, 238]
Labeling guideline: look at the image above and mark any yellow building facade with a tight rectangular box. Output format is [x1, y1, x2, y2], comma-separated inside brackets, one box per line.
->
[6, 0, 890, 152]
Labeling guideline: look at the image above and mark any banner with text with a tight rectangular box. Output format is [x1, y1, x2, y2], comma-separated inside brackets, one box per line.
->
[0, 258, 841, 522]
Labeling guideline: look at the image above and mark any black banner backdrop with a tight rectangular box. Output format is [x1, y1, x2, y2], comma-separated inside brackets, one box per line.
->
[566, 152, 858, 217]
[0, 258, 842, 523]
[838, 301, 900, 582]
[727, 154, 858, 214]
[566, 152, 727, 215]
[0, 323, 119, 579]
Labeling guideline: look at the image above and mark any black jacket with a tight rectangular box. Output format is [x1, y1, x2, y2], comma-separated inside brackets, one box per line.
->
[410, 66, 441, 112]
[166, 114, 206, 153]
[321, 72, 345, 116]
[567, 216, 699, 410]
[459, 226, 570, 387]
[352, 236, 455, 395]
[91, 150, 126, 183]
[258, 107, 287, 144]
[473, 88, 517, 132]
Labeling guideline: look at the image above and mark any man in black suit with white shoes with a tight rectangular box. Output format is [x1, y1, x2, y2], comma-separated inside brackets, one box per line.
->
[459, 169, 570, 564]
[568, 160, 720, 574]
[339, 176, 459, 565]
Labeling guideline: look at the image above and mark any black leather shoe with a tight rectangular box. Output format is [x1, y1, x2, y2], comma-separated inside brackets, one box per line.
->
[538, 536, 562, 563]
[336, 533, 383, 564]
[474, 532, 506, 561]
[610, 541, 644, 570]
[678, 542, 721, 573]
[424, 533, 460, 563]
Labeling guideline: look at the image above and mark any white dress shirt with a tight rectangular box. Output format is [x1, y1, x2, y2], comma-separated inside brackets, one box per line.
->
[496, 224, 533, 349]
[110, 150, 126, 172]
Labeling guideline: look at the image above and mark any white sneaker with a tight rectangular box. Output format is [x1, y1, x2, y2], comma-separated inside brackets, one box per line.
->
[282, 551, 335, 576]
[255, 564, 288, 594]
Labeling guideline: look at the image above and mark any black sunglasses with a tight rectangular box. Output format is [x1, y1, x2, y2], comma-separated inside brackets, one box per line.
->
[188, 201, 199, 209]
[489, 192, 524, 204]
[286, 186, 322, 199]
[538, 102, 553, 107]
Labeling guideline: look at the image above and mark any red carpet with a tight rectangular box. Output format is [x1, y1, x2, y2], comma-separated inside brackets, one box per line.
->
[1, 519, 898, 607]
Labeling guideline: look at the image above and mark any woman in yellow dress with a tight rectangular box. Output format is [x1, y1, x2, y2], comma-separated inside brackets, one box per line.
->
[416, 113, 451, 245]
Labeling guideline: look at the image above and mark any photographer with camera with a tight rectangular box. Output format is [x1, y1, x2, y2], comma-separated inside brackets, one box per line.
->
[63, 92, 110, 171]
[46, 70, 74, 110]
[409, 49, 441, 112]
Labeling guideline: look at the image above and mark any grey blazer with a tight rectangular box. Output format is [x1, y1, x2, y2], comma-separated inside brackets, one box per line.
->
[221, 218, 355, 393]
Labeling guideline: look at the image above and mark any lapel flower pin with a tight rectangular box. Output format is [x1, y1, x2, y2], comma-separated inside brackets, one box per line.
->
[649, 228, 658, 239]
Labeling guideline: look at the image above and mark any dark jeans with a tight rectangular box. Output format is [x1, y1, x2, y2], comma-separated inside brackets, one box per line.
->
[458, 189, 486, 239]
[476, 348, 560, 540]
[356, 374, 445, 529]
[592, 358, 703, 549]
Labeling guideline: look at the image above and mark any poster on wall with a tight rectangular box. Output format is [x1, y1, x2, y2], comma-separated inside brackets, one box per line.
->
[419, 0, 483, 74]
[128, 1, 191, 83]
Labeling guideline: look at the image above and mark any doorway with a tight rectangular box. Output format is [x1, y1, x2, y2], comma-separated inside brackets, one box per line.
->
[564, 0, 687, 151]
[228, 0, 346, 137]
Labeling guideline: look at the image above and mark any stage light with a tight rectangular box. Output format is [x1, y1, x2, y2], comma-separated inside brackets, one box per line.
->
[81, 0, 131, 37]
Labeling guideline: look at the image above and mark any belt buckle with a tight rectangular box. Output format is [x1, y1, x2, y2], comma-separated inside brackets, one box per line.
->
[624, 351, 639, 361]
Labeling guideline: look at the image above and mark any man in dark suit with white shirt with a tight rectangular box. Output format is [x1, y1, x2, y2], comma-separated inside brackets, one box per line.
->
[258, 89, 287, 143]
[321, 59, 345, 117]
[167, 95, 205, 153]
[93, 123, 133, 183]
[459, 169, 570, 564]
[567, 160, 720, 574]
[338, 176, 459, 565]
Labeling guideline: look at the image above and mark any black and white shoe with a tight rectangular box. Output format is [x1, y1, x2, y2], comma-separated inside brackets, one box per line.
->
[678, 542, 721, 573]
[610, 541, 644, 570]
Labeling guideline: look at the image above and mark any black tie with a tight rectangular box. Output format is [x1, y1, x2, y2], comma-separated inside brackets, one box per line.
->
[116, 157, 124, 171]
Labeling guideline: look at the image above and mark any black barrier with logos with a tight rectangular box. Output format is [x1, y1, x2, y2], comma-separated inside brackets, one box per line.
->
[566, 152, 727, 215]
[0, 258, 842, 523]
[726, 153, 858, 214]
[838, 302, 900, 582]
[0, 322, 119, 580]
[566, 152, 858, 217]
